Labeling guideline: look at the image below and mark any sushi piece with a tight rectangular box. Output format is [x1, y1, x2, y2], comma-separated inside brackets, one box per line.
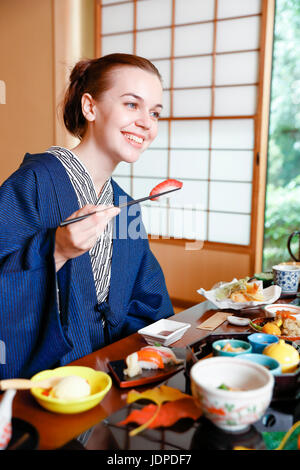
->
[149, 179, 183, 201]
[141, 346, 184, 365]
[124, 349, 164, 378]
[124, 346, 183, 378]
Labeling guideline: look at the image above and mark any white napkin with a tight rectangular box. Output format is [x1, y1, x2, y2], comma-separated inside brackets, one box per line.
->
[0, 389, 16, 450]
[198, 279, 281, 310]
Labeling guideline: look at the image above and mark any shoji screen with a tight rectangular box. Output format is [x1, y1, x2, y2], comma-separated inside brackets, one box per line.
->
[97, 0, 262, 247]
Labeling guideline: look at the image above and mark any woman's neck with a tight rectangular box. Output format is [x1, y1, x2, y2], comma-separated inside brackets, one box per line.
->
[71, 140, 116, 196]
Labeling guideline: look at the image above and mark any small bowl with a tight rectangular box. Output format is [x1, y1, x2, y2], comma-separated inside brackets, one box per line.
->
[30, 366, 112, 414]
[237, 353, 281, 375]
[248, 333, 279, 354]
[263, 303, 300, 319]
[212, 339, 252, 357]
[190, 357, 274, 432]
[138, 319, 191, 346]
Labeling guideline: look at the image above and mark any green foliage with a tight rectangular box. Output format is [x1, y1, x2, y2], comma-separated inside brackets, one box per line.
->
[263, 0, 300, 270]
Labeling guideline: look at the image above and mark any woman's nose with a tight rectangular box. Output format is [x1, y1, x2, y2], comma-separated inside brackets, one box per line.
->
[135, 110, 151, 130]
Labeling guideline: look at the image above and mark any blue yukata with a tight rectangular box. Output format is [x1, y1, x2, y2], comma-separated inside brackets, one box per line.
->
[0, 153, 173, 379]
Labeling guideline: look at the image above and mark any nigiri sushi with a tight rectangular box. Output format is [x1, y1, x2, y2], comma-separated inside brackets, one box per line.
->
[124, 346, 183, 378]
[149, 179, 183, 201]
[141, 346, 183, 365]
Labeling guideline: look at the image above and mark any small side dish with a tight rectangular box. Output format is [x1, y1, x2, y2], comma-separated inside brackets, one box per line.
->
[30, 366, 112, 414]
[212, 339, 252, 357]
[250, 310, 300, 339]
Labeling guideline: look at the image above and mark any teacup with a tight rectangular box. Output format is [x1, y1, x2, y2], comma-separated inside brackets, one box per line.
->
[272, 264, 300, 294]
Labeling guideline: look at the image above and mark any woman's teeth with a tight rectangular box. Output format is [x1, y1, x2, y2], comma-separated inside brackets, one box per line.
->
[124, 133, 143, 144]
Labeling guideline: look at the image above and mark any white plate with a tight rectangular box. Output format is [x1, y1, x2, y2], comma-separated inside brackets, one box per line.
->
[138, 319, 191, 346]
[198, 279, 281, 311]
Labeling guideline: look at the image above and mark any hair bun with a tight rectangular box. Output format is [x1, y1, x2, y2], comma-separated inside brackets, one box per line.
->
[69, 59, 92, 85]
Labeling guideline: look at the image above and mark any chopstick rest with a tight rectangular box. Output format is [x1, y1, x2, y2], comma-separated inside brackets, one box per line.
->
[197, 311, 229, 331]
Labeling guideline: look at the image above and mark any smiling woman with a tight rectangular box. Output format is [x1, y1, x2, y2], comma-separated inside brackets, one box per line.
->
[0, 53, 174, 380]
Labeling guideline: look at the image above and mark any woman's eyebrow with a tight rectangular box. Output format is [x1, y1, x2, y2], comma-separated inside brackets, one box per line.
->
[121, 93, 163, 109]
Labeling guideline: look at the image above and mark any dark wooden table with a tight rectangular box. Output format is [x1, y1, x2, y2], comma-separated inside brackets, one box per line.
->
[8, 298, 295, 450]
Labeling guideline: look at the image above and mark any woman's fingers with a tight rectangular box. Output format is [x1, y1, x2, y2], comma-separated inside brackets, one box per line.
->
[54, 204, 121, 270]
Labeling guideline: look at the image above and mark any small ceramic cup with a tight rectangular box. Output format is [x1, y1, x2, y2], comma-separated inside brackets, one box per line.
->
[272, 264, 300, 294]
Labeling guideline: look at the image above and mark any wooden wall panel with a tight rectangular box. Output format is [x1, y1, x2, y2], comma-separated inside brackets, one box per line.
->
[150, 239, 251, 306]
[0, 0, 54, 184]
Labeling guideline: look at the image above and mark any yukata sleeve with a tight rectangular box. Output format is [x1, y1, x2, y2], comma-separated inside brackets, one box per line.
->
[121, 238, 174, 337]
[0, 167, 72, 379]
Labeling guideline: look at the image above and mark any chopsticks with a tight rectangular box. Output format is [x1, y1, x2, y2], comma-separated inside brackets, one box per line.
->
[59, 187, 181, 227]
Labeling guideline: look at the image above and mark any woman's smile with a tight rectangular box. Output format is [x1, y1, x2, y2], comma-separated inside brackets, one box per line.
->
[121, 131, 145, 148]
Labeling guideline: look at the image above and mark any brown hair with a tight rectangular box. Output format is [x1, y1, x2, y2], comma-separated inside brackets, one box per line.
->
[63, 53, 162, 139]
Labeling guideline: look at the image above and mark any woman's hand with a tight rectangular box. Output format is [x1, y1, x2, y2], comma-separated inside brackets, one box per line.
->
[54, 204, 120, 271]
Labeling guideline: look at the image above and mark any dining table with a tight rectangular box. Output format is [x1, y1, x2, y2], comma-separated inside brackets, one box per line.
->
[5, 295, 300, 451]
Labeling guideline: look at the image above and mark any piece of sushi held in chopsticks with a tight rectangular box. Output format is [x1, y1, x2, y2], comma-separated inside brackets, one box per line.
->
[124, 346, 184, 378]
[149, 179, 183, 201]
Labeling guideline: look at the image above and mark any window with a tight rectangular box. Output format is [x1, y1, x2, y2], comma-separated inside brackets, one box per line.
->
[263, 0, 300, 268]
[95, 0, 274, 284]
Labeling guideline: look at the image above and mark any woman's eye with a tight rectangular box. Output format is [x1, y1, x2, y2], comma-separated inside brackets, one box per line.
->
[150, 111, 160, 119]
[126, 102, 137, 109]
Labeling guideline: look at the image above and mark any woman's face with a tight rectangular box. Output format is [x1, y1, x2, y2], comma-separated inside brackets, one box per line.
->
[89, 66, 163, 165]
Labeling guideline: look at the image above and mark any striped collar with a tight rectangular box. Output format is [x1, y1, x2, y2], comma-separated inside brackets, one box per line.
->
[46, 146, 113, 207]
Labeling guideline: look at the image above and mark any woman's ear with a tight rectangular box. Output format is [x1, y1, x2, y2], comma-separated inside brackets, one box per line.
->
[81, 93, 96, 122]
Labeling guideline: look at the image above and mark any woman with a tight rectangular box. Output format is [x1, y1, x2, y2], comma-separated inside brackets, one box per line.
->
[0, 54, 173, 379]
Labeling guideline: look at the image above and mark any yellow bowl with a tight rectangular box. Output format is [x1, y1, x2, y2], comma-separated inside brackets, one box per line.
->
[30, 366, 112, 414]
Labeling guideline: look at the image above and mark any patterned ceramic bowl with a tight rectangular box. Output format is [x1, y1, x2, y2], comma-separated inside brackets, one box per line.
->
[190, 357, 274, 432]
[272, 264, 300, 294]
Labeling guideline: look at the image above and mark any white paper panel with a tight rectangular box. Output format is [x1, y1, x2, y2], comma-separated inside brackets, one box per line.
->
[101, 0, 125, 4]
[151, 121, 169, 148]
[169, 208, 206, 240]
[112, 176, 132, 195]
[101, 4, 134, 34]
[141, 205, 168, 237]
[133, 149, 168, 178]
[173, 89, 211, 117]
[113, 161, 131, 177]
[210, 150, 253, 182]
[215, 51, 259, 86]
[137, 0, 172, 29]
[171, 120, 210, 149]
[216, 16, 261, 52]
[136, 28, 171, 59]
[209, 182, 252, 213]
[160, 90, 171, 118]
[174, 23, 214, 56]
[175, 0, 215, 24]
[173, 56, 212, 88]
[168, 180, 208, 210]
[211, 119, 254, 149]
[208, 212, 251, 245]
[170, 150, 209, 180]
[101, 33, 133, 56]
[217, 0, 261, 19]
[214, 86, 257, 116]
[152, 59, 171, 89]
